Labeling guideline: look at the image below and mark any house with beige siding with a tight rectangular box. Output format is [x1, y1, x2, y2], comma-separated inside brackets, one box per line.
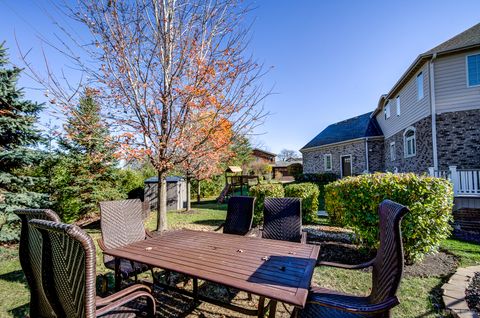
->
[302, 23, 480, 203]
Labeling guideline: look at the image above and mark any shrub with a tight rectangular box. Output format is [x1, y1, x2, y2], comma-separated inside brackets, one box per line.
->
[284, 183, 319, 224]
[294, 173, 339, 210]
[324, 173, 454, 263]
[190, 175, 225, 200]
[249, 183, 284, 225]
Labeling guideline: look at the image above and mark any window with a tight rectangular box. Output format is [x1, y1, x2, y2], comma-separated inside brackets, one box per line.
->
[390, 142, 396, 161]
[417, 72, 424, 100]
[467, 54, 480, 87]
[324, 154, 332, 171]
[384, 101, 390, 119]
[396, 96, 401, 116]
[404, 128, 416, 157]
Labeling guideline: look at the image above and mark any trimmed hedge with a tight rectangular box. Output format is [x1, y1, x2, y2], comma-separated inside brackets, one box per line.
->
[249, 183, 284, 225]
[324, 173, 454, 264]
[294, 173, 339, 210]
[284, 183, 319, 224]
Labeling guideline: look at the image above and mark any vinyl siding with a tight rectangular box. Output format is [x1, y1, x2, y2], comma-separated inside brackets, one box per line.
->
[376, 64, 431, 138]
[435, 50, 480, 113]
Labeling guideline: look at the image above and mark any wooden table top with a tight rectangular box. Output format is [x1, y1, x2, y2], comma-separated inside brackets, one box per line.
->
[103, 229, 320, 307]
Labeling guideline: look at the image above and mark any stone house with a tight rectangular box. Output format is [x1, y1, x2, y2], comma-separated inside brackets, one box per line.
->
[301, 23, 480, 205]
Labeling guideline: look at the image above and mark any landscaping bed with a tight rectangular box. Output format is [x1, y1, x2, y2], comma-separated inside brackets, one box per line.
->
[466, 272, 480, 313]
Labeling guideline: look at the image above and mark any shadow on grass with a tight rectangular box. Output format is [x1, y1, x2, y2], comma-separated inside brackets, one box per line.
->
[192, 219, 224, 227]
[0, 270, 27, 285]
[415, 277, 451, 318]
[9, 303, 29, 318]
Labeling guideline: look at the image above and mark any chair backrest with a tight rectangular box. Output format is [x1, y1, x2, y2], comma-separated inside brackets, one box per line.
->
[99, 199, 146, 263]
[262, 197, 302, 242]
[14, 209, 61, 318]
[29, 219, 97, 318]
[224, 196, 256, 235]
[369, 199, 409, 305]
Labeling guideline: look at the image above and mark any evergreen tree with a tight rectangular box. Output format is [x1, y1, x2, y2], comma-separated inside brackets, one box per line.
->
[0, 42, 48, 242]
[54, 88, 123, 222]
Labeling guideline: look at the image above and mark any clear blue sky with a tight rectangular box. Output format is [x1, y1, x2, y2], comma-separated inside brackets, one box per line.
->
[1, 0, 480, 154]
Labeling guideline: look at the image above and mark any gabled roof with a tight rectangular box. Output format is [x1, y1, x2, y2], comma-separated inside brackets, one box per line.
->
[374, 23, 480, 116]
[252, 148, 277, 157]
[300, 112, 383, 151]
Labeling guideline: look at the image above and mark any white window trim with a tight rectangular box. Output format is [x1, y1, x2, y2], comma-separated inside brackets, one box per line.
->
[466, 53, 480, 88]
[384, 101, 390, 119]
[396, 96, 401, 116]
[390, 141, 396, 161]
[417, 72, 424, 100]
[323, 154, 332, 171]
[403, 127, 416, 158]
[340, 155, 352, 178]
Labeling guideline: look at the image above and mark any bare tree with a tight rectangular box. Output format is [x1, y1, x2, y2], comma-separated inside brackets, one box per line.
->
[20, 0, 268, 231]
[277, 149, 300, 162]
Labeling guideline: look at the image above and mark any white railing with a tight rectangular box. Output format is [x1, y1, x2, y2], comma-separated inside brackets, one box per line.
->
[429, 166, 480, 196]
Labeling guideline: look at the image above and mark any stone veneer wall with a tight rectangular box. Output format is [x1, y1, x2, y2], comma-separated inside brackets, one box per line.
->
[384, 116, 433, 174]
[436, 109, 480, 170]
[367, 139, 385, 172]
[302, 140, 368, 176]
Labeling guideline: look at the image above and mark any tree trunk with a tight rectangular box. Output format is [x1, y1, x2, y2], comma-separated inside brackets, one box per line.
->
[186, 176, 191, 211]
[156, 170, 168, 232]
[196, 180, 201, 203]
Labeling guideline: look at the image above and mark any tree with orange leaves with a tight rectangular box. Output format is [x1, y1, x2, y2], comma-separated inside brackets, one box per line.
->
[22, 0, 268, 231]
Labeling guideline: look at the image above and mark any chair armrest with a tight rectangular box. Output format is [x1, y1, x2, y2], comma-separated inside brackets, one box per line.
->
[95, 290, 156, 316]
[213, 223, 225, 232]
[316, 259, 375, 270]
[307, 295, 399, 314]
[96, 284, 152, 307]
[301, 231, 307, 244]
[97, 238, 107, 252]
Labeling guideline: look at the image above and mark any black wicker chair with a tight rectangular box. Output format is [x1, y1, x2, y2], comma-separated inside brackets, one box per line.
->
[14, 209, 61, 318]
[98, 199, 153, 286]
[215, 196, 255, 235]
[262, 197, 306, 243]
[29, 219, 156, 318]
[298, 199, 409, 318]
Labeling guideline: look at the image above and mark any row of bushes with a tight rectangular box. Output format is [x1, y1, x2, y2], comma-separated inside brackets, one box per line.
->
[325, 173, 454, 264]
[249, 182, 319, 225]
[294, 173, 339, 210]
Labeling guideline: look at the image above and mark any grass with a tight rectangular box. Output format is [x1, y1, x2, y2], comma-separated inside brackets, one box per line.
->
[0, 201, 478, 317]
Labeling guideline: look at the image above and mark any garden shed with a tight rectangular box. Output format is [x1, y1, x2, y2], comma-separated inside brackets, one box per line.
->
[144, 176, 188, 211]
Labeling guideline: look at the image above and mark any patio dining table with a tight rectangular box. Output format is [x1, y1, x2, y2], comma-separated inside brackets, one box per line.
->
[103, 229, 320, 317]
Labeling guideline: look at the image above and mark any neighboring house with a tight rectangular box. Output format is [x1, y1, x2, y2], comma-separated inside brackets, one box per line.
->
[300, 112, 383, 177]
[302, 23, 480, 205]
[252, 148, 276, 164]
[272, 159, 303, 180]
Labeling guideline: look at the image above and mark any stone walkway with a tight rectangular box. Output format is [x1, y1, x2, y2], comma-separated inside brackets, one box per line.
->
[442, 265, 480, 318]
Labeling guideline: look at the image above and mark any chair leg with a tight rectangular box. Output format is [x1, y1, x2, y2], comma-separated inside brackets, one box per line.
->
[114, 258, 121, 291]
[193, 278, 199, 303]
[258, 296, 266, 317]
[268, 300, 277, 318]
[290, 307, 299, 318]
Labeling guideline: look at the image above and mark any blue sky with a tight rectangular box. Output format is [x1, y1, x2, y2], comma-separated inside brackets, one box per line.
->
[1, 0, 480, 154]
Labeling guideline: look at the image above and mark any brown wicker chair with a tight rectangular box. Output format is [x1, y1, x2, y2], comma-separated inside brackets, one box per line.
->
[297, 199, 409, 318]
[215, 196, 255, 235]
[262, 197, 307, 243]
[29, 219, 156, 318]
[98, 199, 153, 286]
[14, 209, 61, 318]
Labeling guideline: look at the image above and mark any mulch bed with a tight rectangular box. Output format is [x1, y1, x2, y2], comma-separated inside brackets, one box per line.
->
[466, 272, 480, 313]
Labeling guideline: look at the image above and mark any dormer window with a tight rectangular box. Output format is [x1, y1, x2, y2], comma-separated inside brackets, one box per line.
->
[384, 102, 390, 120]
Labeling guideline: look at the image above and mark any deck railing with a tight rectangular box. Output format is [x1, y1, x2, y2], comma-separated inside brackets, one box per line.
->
[429, 166, 480, 197]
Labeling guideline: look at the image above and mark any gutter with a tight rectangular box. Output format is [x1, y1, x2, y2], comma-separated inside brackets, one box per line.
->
[365, 138, 369, 172]
[429, 53, 439, 170]
[300, 136, 384, 153]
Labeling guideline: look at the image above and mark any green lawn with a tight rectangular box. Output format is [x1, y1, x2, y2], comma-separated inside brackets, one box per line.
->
[1, 202, 478, 317]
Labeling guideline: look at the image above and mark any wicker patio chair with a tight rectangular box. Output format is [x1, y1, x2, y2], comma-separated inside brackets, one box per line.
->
[215, 196, 255, 235]
[297, 199, 409, 318]
[14, 209, 61, 318]
[29, 219, 156, 318]
[262, 197, 307, 243]
[98, 199, 153, 285]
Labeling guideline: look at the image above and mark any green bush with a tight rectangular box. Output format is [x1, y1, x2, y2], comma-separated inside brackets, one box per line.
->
[190, 175, 225, 200]
[294, 173, 339, 210]
[249, 183, 284, 225]
[284, 183, 319, 224]
[324, 173, 454, 263]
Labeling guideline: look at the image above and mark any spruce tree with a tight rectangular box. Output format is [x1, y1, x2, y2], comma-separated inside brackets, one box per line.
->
[55, 88, 122, 222]
[0, 42, 48, 242]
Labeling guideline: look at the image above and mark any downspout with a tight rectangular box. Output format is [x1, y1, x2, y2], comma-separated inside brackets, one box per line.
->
[365, 138, 369, 173]
[429, 53, 438, 171]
